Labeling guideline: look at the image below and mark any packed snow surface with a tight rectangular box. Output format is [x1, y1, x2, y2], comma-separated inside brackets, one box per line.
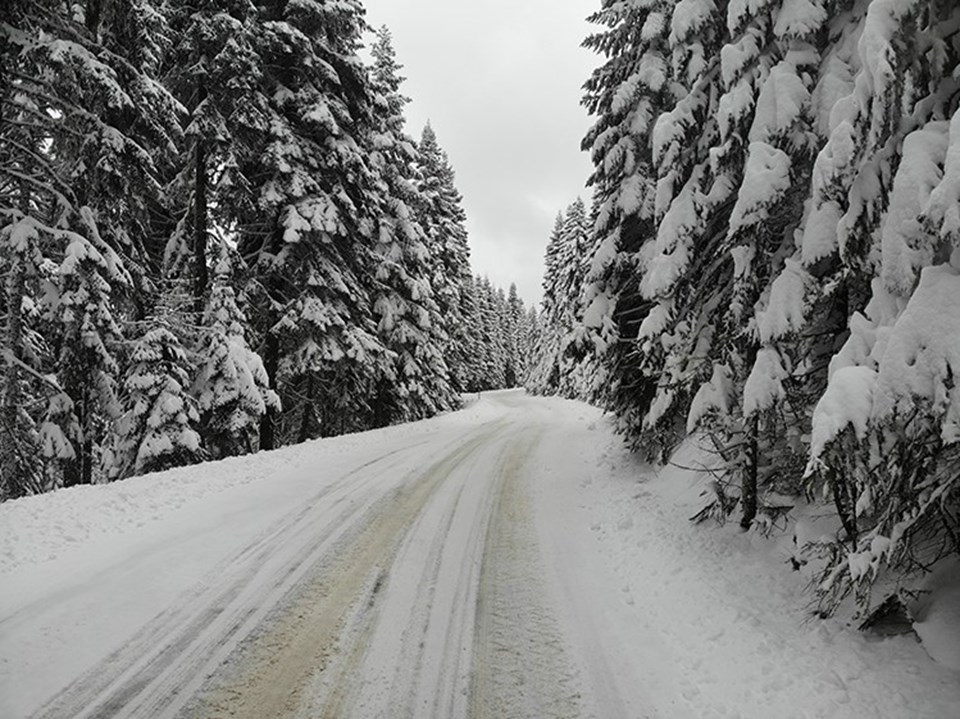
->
[1, 391, 958, 718]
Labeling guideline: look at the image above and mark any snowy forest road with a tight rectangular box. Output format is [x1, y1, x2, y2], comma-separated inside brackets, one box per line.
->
[2, 391, 648, 719]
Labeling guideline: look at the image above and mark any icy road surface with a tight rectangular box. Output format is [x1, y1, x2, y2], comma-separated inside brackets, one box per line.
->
[2, 390, 959, 718]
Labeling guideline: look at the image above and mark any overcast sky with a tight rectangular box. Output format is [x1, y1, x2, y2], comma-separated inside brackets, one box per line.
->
[361, 0, 599, 307]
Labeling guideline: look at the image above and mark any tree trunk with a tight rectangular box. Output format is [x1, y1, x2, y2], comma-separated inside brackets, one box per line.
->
[193, 95, 209, 316]
[259, 331, 279, 450]
[740, 415, 759, 529]
[297, 375, 314, 443]
[1, 261, 26, 499]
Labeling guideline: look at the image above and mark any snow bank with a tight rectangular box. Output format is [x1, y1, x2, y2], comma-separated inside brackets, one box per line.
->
[0, 396, 502, 576]
[538, 414, 960, 718]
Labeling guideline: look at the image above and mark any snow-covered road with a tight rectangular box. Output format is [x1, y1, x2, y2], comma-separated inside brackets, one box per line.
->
[1, 392, 610, 718]
[2, 391, 958, 718]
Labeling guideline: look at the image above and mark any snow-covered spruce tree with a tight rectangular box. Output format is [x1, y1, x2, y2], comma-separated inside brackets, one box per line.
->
[417, 123, 474, 392]
[193, 260, 279, 458]
[527, 213, 565, 394]
[522, 305, 542, 386]
[2, 0, 178, 489]
[529, 199, 593, 397]
[0, 218, 47, 498]
[505, 283, 526, 387]
[365, 26, 458, 424]
[161, 0, 270, 314]
[796, 0, 960, 617]
[239, 0, 392, 446]
[650, 0, 828, 526]
[579, 0, 680, 445]
[52, 216, 130, 486]
[113, 322, 201, 478]
[554, 198, 594, 399]
[458, 277, 485, 393]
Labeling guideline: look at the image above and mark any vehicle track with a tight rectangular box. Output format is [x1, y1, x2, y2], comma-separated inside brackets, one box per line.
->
[28, 425, 499, 719]
[27, 407, 587, 719]
[182, 420, 507, 719]
[469, 427, 584, 719]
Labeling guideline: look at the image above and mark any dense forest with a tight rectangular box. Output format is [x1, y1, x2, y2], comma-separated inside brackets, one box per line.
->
[3, 0, 959, 625]
[0, 1, 533, 500]
[530, 0, 960, 619]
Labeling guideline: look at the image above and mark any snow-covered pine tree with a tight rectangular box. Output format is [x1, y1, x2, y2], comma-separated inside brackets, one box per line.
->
[651, 0, 826, 526]
[72, 0, 183, 305]
[798, 0, 960, 616]
[113, 322, 201, 478]
[193, 260, 279, 458]
[459, 276, 485, 393]
[239, 0, 391, 445]
[554, 197, 594, 399]
[505, 283, 526, 387]
[579, 0, 679, 448]
[2, 0, 178, 488]
[0, 217, 47, 498]
[161, 0, 269, 313]
[53, 215, 130, 486]
[365, 26, 458, 424]
[527, 213, 565, 394]
[529, 198, 594, 398]
[417, 123, 474, 391]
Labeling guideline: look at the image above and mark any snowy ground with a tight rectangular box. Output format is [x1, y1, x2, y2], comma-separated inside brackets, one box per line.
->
[1, 390, 958, 718]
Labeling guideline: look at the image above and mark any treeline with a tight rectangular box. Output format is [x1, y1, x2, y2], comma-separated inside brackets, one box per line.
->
[0, 1, 528, 500]
[533, 0, 960, 618]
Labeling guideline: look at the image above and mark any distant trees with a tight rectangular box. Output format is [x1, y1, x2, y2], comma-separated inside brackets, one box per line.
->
[535, 0, 960, 619]
[0, 6, 525, 500]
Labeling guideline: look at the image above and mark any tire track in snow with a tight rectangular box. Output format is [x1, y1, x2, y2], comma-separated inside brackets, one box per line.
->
[184, 420, 507, 719]
[307, 417, 512, 719]
[290, 419, 585, 719]
[26, 431, 477, 719]
[469, 426, 584, 719]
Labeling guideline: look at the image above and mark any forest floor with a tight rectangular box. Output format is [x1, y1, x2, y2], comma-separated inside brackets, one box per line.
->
[1, 390, 958, 718]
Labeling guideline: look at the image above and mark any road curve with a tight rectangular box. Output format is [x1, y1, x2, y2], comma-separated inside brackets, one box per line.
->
[24, 392, 591, 719]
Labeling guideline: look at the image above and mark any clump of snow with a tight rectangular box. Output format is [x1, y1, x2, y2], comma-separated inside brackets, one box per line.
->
[640, 177, 700, 298]
[637, 299, 673, 341]
[809, 365, 877, 460]
[801, 199, 842, 265]
[880, 123, 948, 295]
[748, 61, 810, 143]
[743, 347, 789, 416]
[670, 0, 716, 44]
[720, 28, 761, 87]
[728, 142, 792, 236]
[925, 107, 960, 239]
[871, 265, 960, 440]
[774, 0, 827, 39]
[686, 363, 733, 432]
[756, 258, 809, 342]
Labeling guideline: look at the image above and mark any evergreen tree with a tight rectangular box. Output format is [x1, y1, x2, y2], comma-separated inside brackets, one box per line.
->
[2, 0, 178, 489]
[239, 0, 391, 445]
[193, 260, 279, 458]
[113, 323, 201, 478]
[161, 0, 269, 313]
[575, 0, 960, 614]
[53, 218, 129, 486]
[418, 123, 473, 391]
[366, 26, 458, 423]
[578, 0, 678, 446]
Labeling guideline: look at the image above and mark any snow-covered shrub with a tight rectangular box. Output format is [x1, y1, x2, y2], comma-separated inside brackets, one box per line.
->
[113, 325, 201, 479]
[193, 268, 279, 458]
